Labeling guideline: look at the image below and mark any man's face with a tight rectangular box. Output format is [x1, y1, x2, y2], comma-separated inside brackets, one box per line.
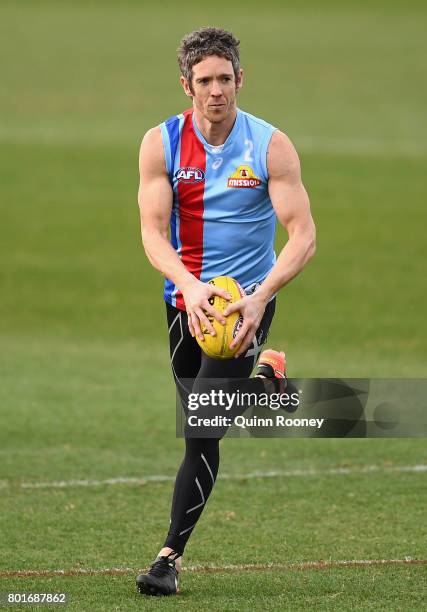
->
[181, 55, 243, 123]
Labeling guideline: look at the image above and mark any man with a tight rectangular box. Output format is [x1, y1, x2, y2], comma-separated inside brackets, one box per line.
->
[136, 27, 316, 596]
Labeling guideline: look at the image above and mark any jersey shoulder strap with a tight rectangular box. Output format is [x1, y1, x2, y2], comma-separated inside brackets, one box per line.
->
[159, 113, 186, 182]
[238, 109, 278, 181]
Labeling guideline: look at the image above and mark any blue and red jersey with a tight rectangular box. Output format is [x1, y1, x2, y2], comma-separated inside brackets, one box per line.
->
[159, 107, 277, 311]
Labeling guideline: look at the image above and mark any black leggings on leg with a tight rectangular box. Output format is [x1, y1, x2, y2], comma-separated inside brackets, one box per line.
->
[164, 300, 276, 555]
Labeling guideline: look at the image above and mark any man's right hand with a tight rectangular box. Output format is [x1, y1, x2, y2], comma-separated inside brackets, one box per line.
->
[181, 278, 231, 341]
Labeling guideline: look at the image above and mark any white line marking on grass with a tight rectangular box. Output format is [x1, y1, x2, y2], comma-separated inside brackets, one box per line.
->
[1, 558, 426, 578]
[1, 464, 425, 491]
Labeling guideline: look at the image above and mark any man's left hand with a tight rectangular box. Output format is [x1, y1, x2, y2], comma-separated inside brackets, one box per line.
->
[223, 293, 268, 358]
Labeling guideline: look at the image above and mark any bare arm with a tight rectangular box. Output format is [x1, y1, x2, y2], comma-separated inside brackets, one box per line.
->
[138, 127, 189, 285]
[224, 130, 316, 356]
[257, 130, 316, 301]
[138, 127, 229, 338]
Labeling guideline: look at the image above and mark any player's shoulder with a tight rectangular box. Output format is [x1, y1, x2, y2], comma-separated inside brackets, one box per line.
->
[269, 130, 298, 155]
[140, 111, 186, 175]
[140, 123, 168, 162]
[267, 130, 301, 180]
[141, 125, 162, 147]
[139, 125, 166, 174]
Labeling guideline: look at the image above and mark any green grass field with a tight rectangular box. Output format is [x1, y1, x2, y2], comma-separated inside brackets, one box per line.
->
[1, 0, 426, 609]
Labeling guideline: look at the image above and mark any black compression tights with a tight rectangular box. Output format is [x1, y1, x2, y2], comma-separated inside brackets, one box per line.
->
[164, 437, 220, 554]
[164, 300, 276, 555]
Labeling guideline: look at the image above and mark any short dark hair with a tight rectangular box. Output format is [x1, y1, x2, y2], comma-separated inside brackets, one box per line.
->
[177, 27, 240, 85]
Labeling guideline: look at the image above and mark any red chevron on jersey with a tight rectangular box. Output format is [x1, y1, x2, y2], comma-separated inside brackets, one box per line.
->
[175, 110, 206, 310]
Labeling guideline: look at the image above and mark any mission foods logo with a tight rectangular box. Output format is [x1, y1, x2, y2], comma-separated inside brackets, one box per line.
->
[175, 167, 205, 183]
[227, 165, 262, 188]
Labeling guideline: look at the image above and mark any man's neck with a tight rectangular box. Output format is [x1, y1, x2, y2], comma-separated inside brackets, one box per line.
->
[193, 106, 237, 146]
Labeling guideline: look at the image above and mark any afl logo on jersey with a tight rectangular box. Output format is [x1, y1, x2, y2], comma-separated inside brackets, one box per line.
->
[227, 165, 262, 188]
[175, 167, 205, 183]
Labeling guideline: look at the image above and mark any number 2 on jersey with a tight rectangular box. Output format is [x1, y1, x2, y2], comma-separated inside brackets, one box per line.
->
[243, 139, 254, 162]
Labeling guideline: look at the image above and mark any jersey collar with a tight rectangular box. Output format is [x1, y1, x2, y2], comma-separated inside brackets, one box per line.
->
[192, 108, 242, 153]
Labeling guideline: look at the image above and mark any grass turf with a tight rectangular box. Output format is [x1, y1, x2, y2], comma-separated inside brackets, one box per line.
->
[3, 567, 426, 611]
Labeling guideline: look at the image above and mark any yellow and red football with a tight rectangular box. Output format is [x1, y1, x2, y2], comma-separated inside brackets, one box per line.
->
[195, 276, 245, 359]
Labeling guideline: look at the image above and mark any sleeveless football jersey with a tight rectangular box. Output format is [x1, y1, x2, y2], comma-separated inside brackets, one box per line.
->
[159, 107, 277, 311]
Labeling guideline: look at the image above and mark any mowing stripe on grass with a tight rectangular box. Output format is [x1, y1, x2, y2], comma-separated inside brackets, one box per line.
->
[1, 130, 426, 158]
[1, 464, 425, 491]
[1, 558, 425, 579]
[297, 137, 427, 158]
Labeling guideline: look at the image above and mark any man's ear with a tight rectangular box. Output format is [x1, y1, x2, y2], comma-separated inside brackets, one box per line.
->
[236, 69, 244, 92]
[180, 75, 193, 97]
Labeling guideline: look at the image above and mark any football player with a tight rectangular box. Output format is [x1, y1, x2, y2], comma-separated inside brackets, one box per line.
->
[136, 27, 316, 596]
